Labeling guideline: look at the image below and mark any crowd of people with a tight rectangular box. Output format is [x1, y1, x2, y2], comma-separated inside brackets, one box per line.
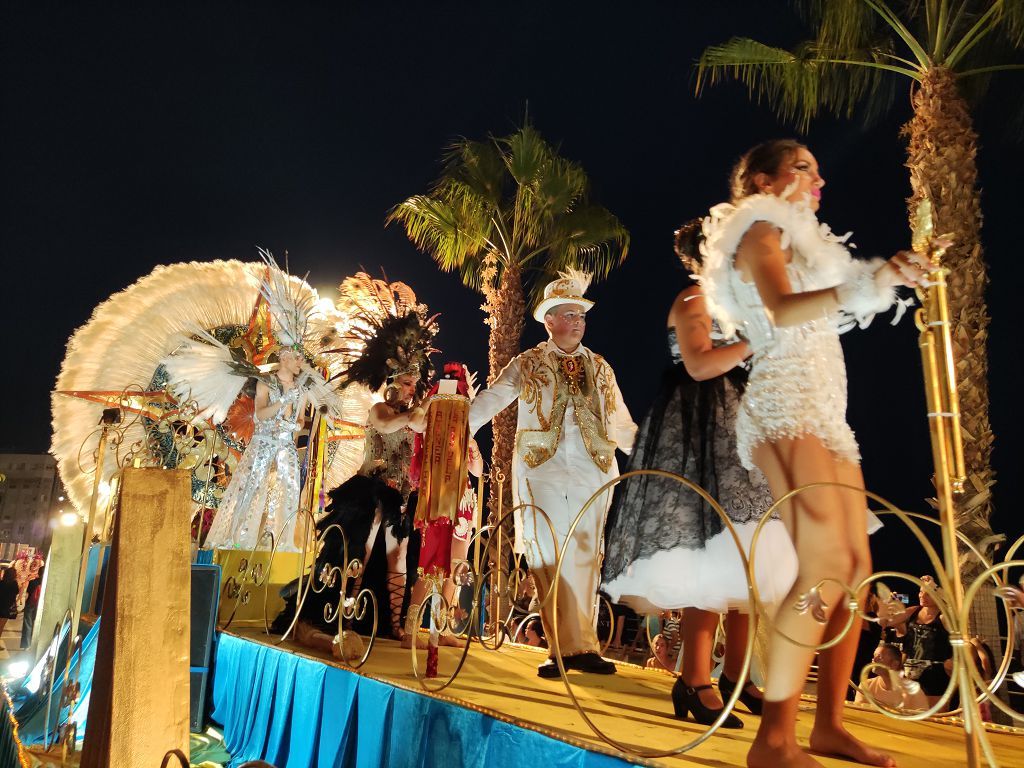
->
[0, 553, 45, 653]
[184, 138, 943, 768]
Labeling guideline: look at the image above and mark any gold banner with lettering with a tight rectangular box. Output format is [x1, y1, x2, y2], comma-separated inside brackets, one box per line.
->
[414, 394, 471, 526]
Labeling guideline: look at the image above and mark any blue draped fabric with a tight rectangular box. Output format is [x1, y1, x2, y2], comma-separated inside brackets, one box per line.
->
[210, 633, 633, 768]
[12, 618, 99, 746]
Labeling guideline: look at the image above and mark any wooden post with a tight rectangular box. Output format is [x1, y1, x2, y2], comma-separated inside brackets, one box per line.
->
[81, 467, 191, 766]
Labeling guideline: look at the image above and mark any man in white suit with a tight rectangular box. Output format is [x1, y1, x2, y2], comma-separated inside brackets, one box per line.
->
[470, 271, 637, 677]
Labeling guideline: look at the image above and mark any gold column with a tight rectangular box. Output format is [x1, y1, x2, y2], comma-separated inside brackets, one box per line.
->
[81, 467, 192, 767]
[913, 199, 980, 767]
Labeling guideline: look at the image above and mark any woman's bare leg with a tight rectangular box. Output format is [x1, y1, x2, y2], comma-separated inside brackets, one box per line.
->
[385, 529, 408, 638]
[724, 611, 761, 701]
[808, 461, 889, 765]
[747, 436, 892, 768]
[682, 608, 724, 708]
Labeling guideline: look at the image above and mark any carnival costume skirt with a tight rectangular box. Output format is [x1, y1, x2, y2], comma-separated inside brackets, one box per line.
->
[204, 427, 302, 552]
[737, 332, 861, 470]
[602, 366, 798, 615]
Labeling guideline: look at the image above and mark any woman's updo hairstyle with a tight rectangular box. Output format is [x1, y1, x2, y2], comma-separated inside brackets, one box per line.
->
[729, 139, 806, 202]
[673, 219, 705, 275]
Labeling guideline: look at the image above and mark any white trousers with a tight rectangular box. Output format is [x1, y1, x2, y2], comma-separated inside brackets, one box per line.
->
[519, 476, 612, 657]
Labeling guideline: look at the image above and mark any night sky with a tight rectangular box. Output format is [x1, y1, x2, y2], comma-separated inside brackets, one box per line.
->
[2, 2, 1021, 576]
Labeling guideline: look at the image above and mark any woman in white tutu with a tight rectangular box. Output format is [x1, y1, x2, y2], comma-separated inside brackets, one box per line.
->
[203, 346, 308, 552]
[700, 139, 925, 767]
[603, 222, 797, 728]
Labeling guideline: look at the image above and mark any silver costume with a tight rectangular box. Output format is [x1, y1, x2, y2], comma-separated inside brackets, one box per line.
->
[205, 381, 303, 551]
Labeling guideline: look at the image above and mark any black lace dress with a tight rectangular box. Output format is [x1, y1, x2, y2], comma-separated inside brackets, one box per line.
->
[601, 328, 798, 615]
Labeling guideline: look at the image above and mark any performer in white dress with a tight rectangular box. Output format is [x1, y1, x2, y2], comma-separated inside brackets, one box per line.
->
[202, 349, 307, 551]
[699, 140, 926, 768]
[469, 270, 637, 678]
[602, 221, 798, 727]
[162, 249, 344, 553]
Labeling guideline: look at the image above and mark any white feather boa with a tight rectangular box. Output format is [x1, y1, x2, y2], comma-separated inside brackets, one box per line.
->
[698, 193, 902, 338]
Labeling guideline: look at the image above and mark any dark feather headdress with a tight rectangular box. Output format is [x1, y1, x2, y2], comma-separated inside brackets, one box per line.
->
[333, 272, 438, 394]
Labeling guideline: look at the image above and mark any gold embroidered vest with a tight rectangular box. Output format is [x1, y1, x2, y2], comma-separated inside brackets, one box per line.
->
[515, 348, 616, 472]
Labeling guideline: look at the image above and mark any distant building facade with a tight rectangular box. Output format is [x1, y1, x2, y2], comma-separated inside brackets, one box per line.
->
[0, 453, 63, 556]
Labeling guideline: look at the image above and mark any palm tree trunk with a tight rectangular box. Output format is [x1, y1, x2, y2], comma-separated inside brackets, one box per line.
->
[485, 263, 525, 528]
[481, 261, 525, 637]
[903, 67, 1000, 669]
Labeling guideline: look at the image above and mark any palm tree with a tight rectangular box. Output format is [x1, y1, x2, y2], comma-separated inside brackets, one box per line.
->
[387, 124, 629, 543]
[696, 1, 1022, 670]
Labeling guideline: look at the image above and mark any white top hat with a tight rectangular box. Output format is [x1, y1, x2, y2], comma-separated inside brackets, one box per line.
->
[532, 268, 594, 322]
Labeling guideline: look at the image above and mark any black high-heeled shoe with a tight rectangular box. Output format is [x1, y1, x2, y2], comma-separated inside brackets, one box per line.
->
[670, 677, 743, 728]
[717, 672, 764, 716]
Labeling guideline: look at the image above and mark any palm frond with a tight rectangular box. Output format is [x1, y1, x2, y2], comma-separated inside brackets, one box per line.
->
[795, 0, 880, 50]
[441, 138, 507, 207]
[522, 204, 629, 307]
[516, 156, 588, 252]
[697, 37, 907, 131]
[502, 124, 553, 187]
[999, 0, 1024, 48]
[386, 193, 491, 278]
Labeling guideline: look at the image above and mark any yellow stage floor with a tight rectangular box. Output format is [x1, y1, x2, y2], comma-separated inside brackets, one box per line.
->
[229, 627, 1023, 768]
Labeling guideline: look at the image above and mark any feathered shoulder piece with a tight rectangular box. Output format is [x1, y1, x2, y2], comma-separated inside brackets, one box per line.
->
[698, 192, 861, 337]
[334, 272, 438, 393]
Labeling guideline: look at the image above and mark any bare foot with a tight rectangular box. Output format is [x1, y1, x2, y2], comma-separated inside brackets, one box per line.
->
[809, 725, 896, 767]
[438, 633, 462, 647]
[401, 632, 428, 650]
[748, 738, 824, 768]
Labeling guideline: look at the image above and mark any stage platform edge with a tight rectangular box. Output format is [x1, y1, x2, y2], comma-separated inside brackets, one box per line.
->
[210, 628, 1024, 768]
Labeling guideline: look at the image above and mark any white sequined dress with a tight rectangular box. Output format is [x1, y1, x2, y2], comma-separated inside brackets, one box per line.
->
[204, 380, 304, 552]
[699, 193, 899, 469]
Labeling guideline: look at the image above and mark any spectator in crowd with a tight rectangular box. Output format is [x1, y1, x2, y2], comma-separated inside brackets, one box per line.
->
[0, 567, 20, 649]
[850, 587, 885, 701]
[20, 565, 44, 650]
[854, 643, 928, 710]
[885, 576, 953, 706]
[646, 633, 674, 672]
[523, 617, 547, 649]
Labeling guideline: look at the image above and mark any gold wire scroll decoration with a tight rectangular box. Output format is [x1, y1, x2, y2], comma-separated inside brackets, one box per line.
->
[41, 609, 80, 755]
[549, 469, 757, 759]
[230, 506, 380, 670]
[472, 503, 559, 652]
[408, 573, 477, 693]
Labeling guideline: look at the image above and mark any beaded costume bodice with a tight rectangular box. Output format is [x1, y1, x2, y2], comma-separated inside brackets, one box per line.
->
[360, 423, 416, 498]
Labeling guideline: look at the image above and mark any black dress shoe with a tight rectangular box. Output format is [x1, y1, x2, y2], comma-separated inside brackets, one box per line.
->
[537, 659, 562, 678]
[565, 652, 617, 675]
[717, 672, 764, 715]
[670, 678, 743, 728]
